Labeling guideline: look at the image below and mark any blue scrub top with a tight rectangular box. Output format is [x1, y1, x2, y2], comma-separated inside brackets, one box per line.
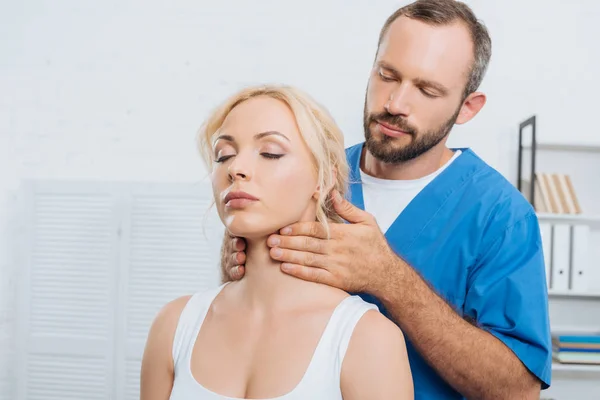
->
[346, 143, 552, 400]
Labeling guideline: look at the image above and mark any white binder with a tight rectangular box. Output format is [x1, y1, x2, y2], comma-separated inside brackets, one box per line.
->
[551, 224, 571, 291]
[570, 224, 590, 292]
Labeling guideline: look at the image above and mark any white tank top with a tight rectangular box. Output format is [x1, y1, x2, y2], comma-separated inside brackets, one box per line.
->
[169, 283, 379, 400]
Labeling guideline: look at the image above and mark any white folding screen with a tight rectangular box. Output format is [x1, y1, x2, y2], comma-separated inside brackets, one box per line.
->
[14, 180, 223, 399]
[118, 183, 222, 399]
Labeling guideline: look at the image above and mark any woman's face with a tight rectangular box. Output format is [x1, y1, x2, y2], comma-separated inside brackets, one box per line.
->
[211, 96, 319, 240]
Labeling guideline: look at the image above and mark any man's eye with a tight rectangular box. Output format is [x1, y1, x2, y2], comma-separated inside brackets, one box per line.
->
[379, 71, 395, 82]
[420, 88, 438, 98]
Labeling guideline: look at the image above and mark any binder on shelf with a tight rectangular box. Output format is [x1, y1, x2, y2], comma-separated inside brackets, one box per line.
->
[537, 173, 556, 213]
[570, 225, 590, 293]
[550, 224, 570, 291]
[532, 173, 583, 215]
[552, 174, 570, 213]
[534, 176, 549, 213]
[545, 174, 565, 214]
[561, 174, 582, 214]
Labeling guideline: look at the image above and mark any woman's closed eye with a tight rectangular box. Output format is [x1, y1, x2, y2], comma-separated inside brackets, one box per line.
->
[214, 152, 284, 163]
[215, 154, 235, 163]
[261, 152, 284, 160]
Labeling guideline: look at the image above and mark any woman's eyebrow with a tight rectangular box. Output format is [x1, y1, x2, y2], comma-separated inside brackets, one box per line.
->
[212, 134, 235, 146]
[212, 130, 290, 145]
[254, 131, 290, 142]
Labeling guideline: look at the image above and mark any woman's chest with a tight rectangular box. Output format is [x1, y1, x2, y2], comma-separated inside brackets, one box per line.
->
[188, 309, 334, 399]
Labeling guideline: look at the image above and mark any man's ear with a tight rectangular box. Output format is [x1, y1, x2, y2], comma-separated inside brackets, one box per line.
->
[455, 91, 487, 125]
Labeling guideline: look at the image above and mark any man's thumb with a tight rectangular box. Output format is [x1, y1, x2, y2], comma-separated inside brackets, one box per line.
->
[331, 190, 371, 224]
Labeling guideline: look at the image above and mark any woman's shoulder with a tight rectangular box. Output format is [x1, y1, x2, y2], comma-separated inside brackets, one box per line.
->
[353, 306, 404, 343]
[341, 296, 407, 365]
[152, 295, 195, 331]
[146, 295, 195, 351]
[152, 283, 229, 332]
[340, 301, 413, 399]
[142, 294, 195, 378]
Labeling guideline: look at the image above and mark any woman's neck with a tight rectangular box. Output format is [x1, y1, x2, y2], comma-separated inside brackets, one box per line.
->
[236, 236, 320, 312]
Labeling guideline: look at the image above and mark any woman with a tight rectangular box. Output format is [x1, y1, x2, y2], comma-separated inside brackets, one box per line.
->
[140, 85, 413, 399]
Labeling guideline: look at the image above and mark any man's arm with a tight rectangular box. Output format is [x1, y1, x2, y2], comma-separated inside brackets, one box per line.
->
[374, 257, 541, 400]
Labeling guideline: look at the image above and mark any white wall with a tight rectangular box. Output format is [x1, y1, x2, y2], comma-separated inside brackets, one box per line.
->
[2, 0, 599, 398]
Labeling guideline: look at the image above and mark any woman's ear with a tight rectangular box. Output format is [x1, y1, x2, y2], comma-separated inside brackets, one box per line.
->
[313, 167, 338, 200]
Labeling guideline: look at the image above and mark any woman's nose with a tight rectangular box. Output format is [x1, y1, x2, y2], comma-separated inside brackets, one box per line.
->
[227, 158, 251, 181]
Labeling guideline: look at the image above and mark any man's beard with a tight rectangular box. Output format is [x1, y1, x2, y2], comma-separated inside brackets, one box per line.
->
[363, 103, 461, 164]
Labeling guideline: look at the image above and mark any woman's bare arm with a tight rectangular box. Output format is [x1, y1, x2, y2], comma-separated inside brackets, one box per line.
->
[140, 295, 192, 400]
[341, 310, 414, 400]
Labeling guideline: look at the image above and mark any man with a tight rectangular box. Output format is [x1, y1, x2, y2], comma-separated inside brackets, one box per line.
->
[222, 1, 552, 399]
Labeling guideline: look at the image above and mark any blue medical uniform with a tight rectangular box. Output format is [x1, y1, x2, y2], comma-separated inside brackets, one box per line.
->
[346, 143, 552, 399]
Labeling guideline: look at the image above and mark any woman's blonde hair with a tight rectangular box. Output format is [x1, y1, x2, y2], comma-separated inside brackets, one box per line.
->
[197, 84, 348, 237]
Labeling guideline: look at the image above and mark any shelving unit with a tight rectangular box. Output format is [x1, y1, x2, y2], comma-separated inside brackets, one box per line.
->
[552, 363, 600, 374]
[536, 213, 600, 225]
[522, 143, 600, 153]
[517, 116, 600, 399]
[548, 290, 600, 299]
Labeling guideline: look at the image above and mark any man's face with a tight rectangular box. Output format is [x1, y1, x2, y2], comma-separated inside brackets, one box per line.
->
[364, 16, 474, 163]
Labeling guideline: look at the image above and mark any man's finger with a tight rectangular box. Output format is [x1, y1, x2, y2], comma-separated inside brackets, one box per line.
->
[280, 263, 334, 286]
[229, 265, 245, 281]
[230, 251, 246, 266]
[267, 234, 328, 254]
[232, 237, 246, 251]
[270, 247, 328, 269]
[331, 190, 373, 224]
[279, 221, 328, 239]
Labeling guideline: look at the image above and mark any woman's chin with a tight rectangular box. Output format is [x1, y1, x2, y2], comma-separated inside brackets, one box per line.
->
[226, 224, 274, 241]
[224, 215, 302, 240]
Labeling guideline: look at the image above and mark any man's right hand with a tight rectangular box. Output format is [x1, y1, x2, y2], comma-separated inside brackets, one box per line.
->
[222, 235, 247, 282]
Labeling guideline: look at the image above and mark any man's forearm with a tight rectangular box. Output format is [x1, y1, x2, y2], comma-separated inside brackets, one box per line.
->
[374, 259, 540, 400]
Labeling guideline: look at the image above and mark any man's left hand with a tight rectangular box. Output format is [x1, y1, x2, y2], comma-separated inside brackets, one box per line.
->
[267, 190, 399, 294]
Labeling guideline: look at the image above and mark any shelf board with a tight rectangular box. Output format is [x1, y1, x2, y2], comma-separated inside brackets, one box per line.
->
[548, 290, 600, 299]
[552, 363, 600, 373]
[523, 143, 600, 152]
[536, 213, 600, 224]
[552, 363, 600, 380]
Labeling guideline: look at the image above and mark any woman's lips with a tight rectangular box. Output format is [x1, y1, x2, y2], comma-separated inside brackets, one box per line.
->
[226, 198, 257, 209]
[223, 190, 259, 209]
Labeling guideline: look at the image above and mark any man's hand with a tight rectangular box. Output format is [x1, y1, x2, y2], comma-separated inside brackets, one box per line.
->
[221, 235, 247, 282]
[267, 190, 399, 294]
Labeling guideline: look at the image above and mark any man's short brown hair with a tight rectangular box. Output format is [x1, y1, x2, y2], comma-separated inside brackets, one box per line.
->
[378, 0, 492, 99]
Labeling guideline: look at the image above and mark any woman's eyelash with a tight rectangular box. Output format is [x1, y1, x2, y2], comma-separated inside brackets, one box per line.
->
[214, 153, 284, 163]
[261, 153, 284, 160]
[215, 155, 234, 163]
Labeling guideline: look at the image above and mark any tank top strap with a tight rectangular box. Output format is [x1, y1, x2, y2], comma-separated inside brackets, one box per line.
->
[302, 295, 380, 384]
[171, 283, 229, 368]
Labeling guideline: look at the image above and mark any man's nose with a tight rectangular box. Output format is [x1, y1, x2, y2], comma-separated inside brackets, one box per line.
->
[385, 84, 412, 116]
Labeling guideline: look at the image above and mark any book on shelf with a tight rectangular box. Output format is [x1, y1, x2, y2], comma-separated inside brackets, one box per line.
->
[533, 172, 582, 214]
[552, 332, 600, 365]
